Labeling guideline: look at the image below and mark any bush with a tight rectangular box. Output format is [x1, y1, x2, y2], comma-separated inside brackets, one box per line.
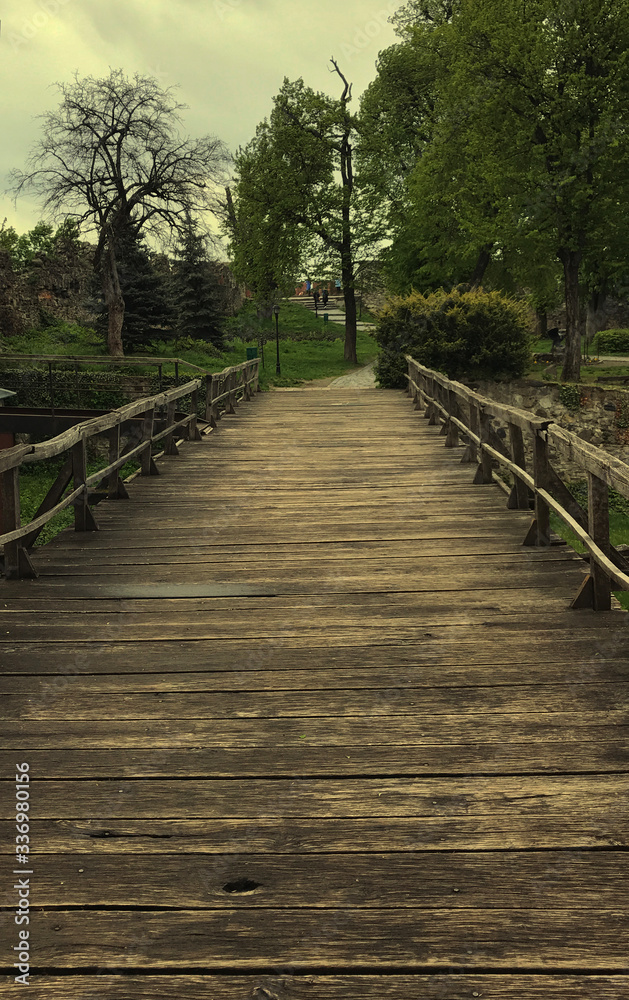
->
[594, 329, 629, 354]
[374, 287, 533, 387]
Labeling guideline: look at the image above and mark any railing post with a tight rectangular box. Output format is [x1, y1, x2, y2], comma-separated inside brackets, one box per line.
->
[445, 388, 459, 448]
[189, 386, 202, 442]
[427, 376, 438, 425]
[164, 399, 179, 455]
[254, 359, 261, 393]
[226, 371, 237, 414]
[141, 407, 159, 476]
[572, 473, 612, 611]
[461, 398, 479, 464]
[523, 430, 551, 546]
[108, 425, 129, 499]
[413, 367, 424, 411]
[204, 374, 213, 422]
[72, 436, 99, 532]
[507, 422, 530, 510]
[1, 466, 38, 579]
[473, 406, 493, 484]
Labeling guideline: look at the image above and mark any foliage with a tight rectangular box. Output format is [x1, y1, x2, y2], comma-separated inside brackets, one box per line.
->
[172, 217, 225, 349]
[230, 63, 386, 364]
[113, 229, 176, 351]
[12, 70, 229, 356]
[375, 287, 533, 387]
[6, 320, 101, 356]
[558, 385, 583, 411]
[0, 219, 80, 271]
[594, 330, 629, 354]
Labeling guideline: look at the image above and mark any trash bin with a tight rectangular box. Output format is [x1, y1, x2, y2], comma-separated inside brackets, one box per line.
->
[323, 313, 329, 323]
[246, 347, 259, 360]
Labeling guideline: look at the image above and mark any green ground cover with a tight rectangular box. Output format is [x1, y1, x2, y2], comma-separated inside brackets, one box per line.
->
[549, 484, 629, 610]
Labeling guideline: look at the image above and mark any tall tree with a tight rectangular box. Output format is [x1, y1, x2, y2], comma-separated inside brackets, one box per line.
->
[12, 70, 229, 356]
[173, 216, 225, 349]
[231, 61, 383, 363]
[441, 0, 629, 380]
[96, 225, 175, 352]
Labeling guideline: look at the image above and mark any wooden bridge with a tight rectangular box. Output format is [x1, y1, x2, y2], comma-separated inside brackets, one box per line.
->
[1, 360, 629, 998]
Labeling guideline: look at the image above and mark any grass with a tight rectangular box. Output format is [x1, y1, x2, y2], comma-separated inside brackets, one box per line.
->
[548, 482, 629, 611]
[3, 304, 378, 390]
[19, 455, 145, 547]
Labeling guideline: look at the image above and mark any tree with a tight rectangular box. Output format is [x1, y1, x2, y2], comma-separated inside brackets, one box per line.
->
[0, 219, 79, 270]
[440, 0, 629, 381]
[173, 216, 225, 349]
[224, 180, 301, 311]
[94, 224, 175, 351]
[231, 61, 384, 363]
[12, 70, 229, 356]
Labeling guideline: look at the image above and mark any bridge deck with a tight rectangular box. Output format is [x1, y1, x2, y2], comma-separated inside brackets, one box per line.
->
[1, 387, 628, 998]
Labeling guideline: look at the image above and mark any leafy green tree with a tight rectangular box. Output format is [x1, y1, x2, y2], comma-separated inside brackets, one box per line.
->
[231, 61, 384, 363]
[12, 70, 229, 357]
[0, 220, 78, 270]
[440, 0, 629, 381]
[173, 216, 225, 349]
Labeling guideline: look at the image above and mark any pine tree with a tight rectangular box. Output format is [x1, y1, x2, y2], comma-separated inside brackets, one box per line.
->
[95, 225, 175, 351]
[173, 219, 224, 349]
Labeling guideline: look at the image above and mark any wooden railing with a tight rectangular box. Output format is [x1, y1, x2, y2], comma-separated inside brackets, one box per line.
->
[406, 355, 629, 611]
[0, 353, 243, 410]
[0, 359, 259, 580]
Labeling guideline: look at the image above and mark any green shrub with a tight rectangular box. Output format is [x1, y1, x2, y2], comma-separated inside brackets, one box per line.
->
[593, 329, 629, 354]
[375, 287, 533, 387]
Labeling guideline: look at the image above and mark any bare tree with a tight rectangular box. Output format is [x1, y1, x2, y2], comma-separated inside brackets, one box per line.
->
[12, 70, 229, 356]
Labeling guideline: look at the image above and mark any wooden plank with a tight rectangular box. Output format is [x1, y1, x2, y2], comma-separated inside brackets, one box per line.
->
[2, 714, 627, 749]
[4, 681, 629, 720]
[1, 658, 626, 694]
[1, 813, 625, 853]
[1, 975, 626, 999]
[15, 908, 629, 969]
[0, 633, 626, 674]
[1, 775, 627, 820]
[1, 851, 625, 909]
[1, 739, 626, 778]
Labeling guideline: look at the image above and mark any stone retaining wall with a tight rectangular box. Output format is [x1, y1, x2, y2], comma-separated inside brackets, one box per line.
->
[469, 378, 629, 480]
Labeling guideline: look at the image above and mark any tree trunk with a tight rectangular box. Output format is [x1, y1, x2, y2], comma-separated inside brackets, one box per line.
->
[558, 248, 582, 382]
[585, 288, 606, 348]
[102, 241, 125, 358]
[470, 244, 493, 287]
[343, 276, 358, 363]
[535, 309, 547, 340]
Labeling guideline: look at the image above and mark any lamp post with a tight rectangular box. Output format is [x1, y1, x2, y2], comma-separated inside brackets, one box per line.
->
[273, 304, 281, 375]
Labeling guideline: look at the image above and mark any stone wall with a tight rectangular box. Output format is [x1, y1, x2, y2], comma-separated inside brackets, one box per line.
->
[469, 377, 629, 480]
[0, 244, 97, 338]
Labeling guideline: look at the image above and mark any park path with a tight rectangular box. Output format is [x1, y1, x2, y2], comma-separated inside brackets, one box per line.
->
[1, 386, 628, 998]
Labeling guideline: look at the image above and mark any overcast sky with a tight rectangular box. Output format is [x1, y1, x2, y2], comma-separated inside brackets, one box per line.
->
[1, 0, 401, 235]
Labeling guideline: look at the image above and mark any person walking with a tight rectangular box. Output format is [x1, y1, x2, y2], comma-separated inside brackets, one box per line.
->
[322, 288, 329, 307]
[313, 288, 320, 314]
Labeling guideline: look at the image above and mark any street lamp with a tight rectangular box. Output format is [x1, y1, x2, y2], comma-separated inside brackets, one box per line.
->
[273, 304, 281, 375]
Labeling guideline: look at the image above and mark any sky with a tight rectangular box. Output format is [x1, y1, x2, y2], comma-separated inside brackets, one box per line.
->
[0, 0, 402, 236]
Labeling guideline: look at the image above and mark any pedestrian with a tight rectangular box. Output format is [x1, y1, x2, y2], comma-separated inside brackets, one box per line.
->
[322, 288, 329, 307]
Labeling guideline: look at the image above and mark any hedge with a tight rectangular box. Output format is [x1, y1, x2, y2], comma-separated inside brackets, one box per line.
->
[593, 329, 629, 354]
[374, 287, 533, 388]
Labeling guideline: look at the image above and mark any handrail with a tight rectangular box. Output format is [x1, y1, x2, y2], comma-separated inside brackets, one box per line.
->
[406, 355, 629, 611]
[0, 358, 260, 580]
